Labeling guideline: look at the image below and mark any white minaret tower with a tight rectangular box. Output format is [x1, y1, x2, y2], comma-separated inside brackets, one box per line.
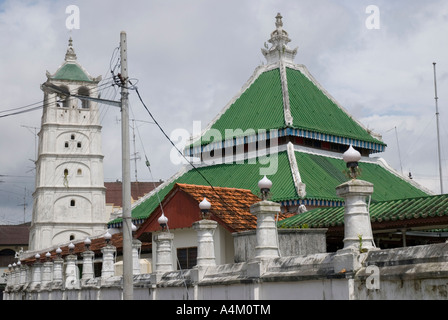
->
[29, 38, 107, 251]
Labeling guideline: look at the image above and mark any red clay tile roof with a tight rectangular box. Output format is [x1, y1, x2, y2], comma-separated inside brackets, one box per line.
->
[105, 181, 163, 207]
[0, 224, 30, 245]
[175, 183, 293, 232]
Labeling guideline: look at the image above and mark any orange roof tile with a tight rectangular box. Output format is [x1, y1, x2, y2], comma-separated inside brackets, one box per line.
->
[174, 183, 292, 232]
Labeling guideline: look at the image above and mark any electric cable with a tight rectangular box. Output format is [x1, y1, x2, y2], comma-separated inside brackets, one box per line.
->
[128, 80, 250, 222]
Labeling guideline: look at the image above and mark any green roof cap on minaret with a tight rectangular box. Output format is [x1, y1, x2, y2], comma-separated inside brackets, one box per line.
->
[49, 38, 98, 83]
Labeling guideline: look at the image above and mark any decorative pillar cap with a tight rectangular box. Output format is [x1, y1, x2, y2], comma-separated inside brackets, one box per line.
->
[158, 213, 169, 231]
[343, 145, 362, 179]
[336, 178, 374, 197]
[199, 197, 212, 219]
[104, 231, 112, 244]
[343, 145, 361, 164]
[258, 175, 272, 200]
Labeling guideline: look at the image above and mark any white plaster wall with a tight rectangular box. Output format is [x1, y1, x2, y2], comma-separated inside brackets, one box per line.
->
[152, 225, 236, 272]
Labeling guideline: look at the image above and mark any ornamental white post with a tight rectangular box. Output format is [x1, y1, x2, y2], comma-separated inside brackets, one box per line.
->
[251, 176, 280, 260]
[337, 145, 375, 252]
[193, 198, 218, 267]
[65, 242, 80, 290]
[41, 252, 53, 289]
[30, 254, 42, 291]
[81, 238, 95, 283]
[131, 223, 142, 275]
[193, 220, 218, 267]
[101, 231, 116, 282]
[154, 213, 174, 273]
[19, 263, 29, 287]
[13, 263, 20, 287]
[53, 247, 64, 287]
[6, 264, 13, 289]
[193, 198, 217, 267]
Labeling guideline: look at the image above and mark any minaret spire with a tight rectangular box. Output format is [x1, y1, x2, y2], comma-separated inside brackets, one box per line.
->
[261, 13, 298, 64]
[65, 37, 77, 62]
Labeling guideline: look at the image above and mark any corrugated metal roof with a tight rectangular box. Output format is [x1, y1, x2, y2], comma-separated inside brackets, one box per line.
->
[202, 68, 285, 143]
[126, 151, 296, 223]
[109, 149, 428, 226]
[296, 152, 428, 202]
[287, 67, 383, 145]
[278, 193, 448, 229]
[193, 66, 385, 152]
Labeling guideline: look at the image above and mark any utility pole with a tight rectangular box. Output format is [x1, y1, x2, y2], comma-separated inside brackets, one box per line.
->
[433, 62, 444, 194]
[120, 31, 133, 300]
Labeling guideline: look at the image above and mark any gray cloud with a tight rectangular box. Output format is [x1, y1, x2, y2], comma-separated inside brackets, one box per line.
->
[0, 0, 447, 223]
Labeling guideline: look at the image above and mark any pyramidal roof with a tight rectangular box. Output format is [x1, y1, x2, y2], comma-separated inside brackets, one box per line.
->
[46, 38, 100, 83]
[186, 13, 385, 157]
[109, 13, 430, 228]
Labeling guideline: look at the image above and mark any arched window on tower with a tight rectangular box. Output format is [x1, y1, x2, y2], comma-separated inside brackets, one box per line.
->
[78, 87, 90, 109]
[58, 85, 70, 108]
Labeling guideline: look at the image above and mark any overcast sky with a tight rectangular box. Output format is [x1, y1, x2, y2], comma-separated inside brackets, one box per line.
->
[0, 0, 447, 224]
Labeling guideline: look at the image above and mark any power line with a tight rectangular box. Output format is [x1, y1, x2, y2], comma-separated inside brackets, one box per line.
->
[0, 77, 116, 119]
[129, 81, 249, 219]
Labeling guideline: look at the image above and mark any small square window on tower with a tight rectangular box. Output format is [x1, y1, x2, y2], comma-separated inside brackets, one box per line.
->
[70, 199, 76, 207]
[77, 142, 82, 148]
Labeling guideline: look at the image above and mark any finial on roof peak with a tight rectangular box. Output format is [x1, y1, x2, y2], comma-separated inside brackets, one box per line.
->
[65, 37, 77, 62]
[275, 12, 283, 29]
[261, 13, 298, 65]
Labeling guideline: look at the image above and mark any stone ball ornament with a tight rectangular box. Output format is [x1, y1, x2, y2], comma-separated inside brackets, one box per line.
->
[158, 213, 169, 231]
[199, 197, 212, 219]
[343, 145, 362, 179]
[258, 175, 273, 200]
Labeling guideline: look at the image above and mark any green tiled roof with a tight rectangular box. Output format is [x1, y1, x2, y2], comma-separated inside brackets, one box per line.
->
[287, 68, 382, 145]
[52, 63, 92, 82]
[278, 193, 448, 229]
[199, 68, 285, 145]
[123, 152, 296, 224]
[194, 66, 384, 150]
[109, 149, 428, 226]
[296, 152, 428, 202]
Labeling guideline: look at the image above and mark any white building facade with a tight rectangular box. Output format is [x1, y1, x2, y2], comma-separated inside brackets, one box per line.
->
[28, 39, 108, 251]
